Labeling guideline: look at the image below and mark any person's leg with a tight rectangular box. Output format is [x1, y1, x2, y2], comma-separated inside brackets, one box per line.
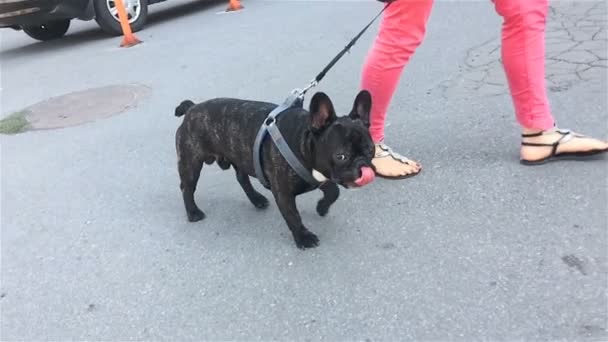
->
[360, 0, 434, 179]
[494, 0, 608, 164]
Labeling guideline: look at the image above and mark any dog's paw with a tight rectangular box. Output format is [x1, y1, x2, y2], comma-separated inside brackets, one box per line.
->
[251, 194, 269, 209]
[316, 201, 330, 217]
[294, 231, 320, 249]
[187, 208, 206, 222]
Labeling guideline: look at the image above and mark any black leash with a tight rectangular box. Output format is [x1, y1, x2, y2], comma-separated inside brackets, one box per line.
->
[253, 2, 391, 188]
[299, 1, 393, 95]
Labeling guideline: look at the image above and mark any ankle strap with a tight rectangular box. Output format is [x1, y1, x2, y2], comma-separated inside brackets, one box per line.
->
[522, 127, 574, 139]
[522, 131, 544, 138]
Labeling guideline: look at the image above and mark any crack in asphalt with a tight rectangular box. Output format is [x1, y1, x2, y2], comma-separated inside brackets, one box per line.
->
[433, 2, 607, 99]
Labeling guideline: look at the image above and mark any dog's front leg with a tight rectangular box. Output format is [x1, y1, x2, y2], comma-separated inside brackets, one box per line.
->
[316, 182, 340, 217]
[272, 189, 319, 249]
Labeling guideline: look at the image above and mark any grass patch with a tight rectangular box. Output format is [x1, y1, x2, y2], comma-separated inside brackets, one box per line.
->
[0, 111, 30, 134]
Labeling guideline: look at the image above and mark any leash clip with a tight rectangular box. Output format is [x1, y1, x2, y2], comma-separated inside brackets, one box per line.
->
[291, 88, 304, 98]
[290, 79, 317, 105]
[299, 79, 318, 96]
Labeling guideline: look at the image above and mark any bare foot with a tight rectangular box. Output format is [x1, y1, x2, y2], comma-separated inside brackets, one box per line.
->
[521, 128, 608, 164]
[372, 144, 422, 179]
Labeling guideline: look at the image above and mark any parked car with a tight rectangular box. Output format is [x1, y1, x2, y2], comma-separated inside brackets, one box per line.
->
[0, 0, 165, 41]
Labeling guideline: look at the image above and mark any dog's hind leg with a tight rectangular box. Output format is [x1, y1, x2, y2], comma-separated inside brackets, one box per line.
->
[177, 139, 206, 222]
[316, 182, 340, 217]
[234, 168, 269, 209]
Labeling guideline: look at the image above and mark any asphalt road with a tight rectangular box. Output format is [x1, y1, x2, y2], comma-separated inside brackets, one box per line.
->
[1, 0, 607, 340]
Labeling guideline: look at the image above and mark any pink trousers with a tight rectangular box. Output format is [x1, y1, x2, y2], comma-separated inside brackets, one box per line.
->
[361, 0, 555, 143]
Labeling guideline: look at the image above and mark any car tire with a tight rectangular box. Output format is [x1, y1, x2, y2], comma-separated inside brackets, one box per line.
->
[93, 0, 148, 36]
[22, 20, 71, 41]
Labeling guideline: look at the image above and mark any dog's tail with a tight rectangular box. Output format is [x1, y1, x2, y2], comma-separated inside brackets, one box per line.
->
[175, 100, 195, 117]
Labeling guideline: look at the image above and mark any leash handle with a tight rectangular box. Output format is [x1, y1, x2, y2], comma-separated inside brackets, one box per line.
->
[305, 2, 392, 94]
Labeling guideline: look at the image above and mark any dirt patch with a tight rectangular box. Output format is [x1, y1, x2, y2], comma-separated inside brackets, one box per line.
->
[1, 84, 151, 134]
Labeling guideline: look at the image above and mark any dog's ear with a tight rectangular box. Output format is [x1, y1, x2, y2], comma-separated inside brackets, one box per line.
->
[349, 90, 372, 128]
[309, 92, 337, 130]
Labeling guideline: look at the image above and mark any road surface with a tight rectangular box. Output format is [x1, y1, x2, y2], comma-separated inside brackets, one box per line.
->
[1, 0, 607, 340]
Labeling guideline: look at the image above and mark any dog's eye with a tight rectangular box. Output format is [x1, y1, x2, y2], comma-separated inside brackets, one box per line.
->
[336, 154, 346, 161]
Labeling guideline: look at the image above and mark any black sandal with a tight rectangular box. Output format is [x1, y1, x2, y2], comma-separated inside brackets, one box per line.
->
[520, 128, 608, 166]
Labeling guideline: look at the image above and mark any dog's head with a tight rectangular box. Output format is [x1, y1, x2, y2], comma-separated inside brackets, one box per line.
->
[308, 90, 376, 188]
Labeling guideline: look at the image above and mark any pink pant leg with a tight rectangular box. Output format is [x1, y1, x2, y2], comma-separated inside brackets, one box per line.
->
[360, 0, 434, 143]
[494, 0, 555, 130]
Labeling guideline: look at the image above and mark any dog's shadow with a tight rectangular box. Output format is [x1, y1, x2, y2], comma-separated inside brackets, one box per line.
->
[171, 186, 342, 246]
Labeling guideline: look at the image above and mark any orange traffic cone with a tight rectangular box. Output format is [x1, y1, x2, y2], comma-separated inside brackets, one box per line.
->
[226, 0, 244, 12]
[115, 0, 142, 47]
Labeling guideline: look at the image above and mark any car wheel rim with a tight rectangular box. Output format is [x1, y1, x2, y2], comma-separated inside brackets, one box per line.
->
[106, 0, 142, 24]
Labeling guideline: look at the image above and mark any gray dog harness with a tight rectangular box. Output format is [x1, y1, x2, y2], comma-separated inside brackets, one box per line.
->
[252, 90, 320, 189]
[251, 2, 392, 189]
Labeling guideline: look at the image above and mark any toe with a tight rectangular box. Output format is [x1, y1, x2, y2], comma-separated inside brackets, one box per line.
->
[404, 161, 421, 175]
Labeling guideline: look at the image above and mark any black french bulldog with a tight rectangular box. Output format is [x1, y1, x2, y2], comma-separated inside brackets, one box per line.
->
[174, 90, 375, 249]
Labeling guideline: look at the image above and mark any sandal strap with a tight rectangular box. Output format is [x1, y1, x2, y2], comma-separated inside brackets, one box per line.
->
[375, 143, 413, 164]
[521, 131, 544, 138]
[521, 129, 576, 158]
[521, 127, 585, 139]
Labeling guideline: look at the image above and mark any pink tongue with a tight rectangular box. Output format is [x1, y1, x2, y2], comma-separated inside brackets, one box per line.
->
[354, 166, 375, 186]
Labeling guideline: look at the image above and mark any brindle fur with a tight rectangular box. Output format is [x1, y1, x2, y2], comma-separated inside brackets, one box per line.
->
[174, 91, 374, 249]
